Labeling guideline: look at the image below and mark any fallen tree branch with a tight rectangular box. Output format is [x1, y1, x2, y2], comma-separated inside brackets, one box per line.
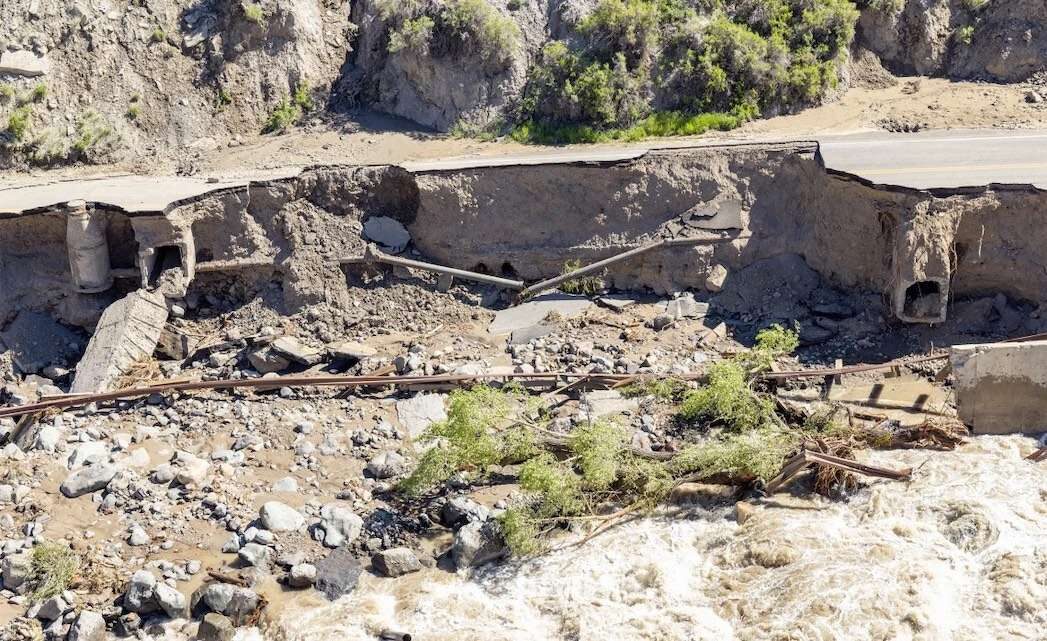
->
[764, 448, 912, 494]
[1028, 447, 1047, 462]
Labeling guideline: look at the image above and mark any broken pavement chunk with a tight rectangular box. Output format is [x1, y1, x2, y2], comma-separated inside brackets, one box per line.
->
[489, 292, 592, 336]
[71, 289, 169, 394]
[0, 50, 49, 77]
[328, 340, 377, 361]
[269, 336, 322, 366]
[362, 216, 411, 253]
[951, 340, 1047, 434]
[663, 293, 709, 321]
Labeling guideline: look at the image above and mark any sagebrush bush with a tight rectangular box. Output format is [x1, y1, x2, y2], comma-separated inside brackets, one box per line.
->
[514, 0, 858, 142]
[264, 98, 301, 133]
[29, 543, 80, 601]
[73, 110, 116, 155]
[6, 106, 31, 141]
[388, 16, 436, 54]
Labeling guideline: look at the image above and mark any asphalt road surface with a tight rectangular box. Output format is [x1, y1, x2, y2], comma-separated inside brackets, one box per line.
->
[2, 129, 1044, 214]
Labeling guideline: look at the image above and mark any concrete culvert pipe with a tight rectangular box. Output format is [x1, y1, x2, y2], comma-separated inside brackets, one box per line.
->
[65, 200, 113, 293]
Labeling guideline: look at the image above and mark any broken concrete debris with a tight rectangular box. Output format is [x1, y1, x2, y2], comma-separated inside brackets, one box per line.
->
[362, 216, 411, 253]
[70, 289, 169, 394]
[952, 340, 1047, 434]
[0, 49, 50, 76]
[489, 292, 593, 336]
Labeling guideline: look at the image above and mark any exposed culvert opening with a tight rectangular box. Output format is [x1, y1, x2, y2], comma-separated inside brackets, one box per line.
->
[147, 245, 183, 287]
[500, 262, 517, 278]
[902, 280, 943, 321]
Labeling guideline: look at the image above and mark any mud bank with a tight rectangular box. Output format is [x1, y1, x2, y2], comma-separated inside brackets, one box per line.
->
[2, 142, 1046, 331]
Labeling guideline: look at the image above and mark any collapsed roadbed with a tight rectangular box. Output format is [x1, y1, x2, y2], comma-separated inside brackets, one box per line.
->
[1, 141, 1047, 641]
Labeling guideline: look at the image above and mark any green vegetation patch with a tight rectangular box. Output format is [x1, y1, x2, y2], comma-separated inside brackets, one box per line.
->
[29, 543, 80, 601]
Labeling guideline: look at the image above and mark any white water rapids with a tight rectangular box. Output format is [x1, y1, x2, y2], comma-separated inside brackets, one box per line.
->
[254, 436, 1045, 641]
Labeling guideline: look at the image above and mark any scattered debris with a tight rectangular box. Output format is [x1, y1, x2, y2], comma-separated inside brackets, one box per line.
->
[952, 340, 1047, 434]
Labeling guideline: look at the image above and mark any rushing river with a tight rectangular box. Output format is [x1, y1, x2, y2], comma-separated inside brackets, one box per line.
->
[256, 435, 1045, 641]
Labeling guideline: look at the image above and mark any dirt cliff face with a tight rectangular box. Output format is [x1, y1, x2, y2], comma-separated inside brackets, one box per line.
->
[0, 0, 353, 169]
[857, 0, 1047, 81]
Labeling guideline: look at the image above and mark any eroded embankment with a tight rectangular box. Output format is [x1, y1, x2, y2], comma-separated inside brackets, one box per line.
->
[1, 142, 1046, 333]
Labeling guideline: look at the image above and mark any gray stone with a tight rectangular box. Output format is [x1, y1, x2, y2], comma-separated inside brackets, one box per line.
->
[191, 583, 260, 626]
[664, 294, 709, 320]
[489, 292, 592, 336]
[1, 553, 29, 592]
[0, 50, 49, 76]
[581, 390, 639, 419]
[441, 496, 490, 527]
[362, 216, 411, 253]
[271, 476, 298, 492]
[328, 341, 377, 361]
[67, 441, 109, 469]
[35, 595, 68, 621]
[123, 570, 156, 613]
[314, 548, 362, 600]
[372, 548, 422, 577]
[508, 324, 554, 346]
[197, 613, 235, 641]
[153, 582, 187, 618]
[172, 451, 210, 487]
[0, 484, 13, 504]
[259, 501, 304, 532]
[287, 563, 316, 588]
[60, 463, 117, 498]
[71, 290, 169, 394]
[270, 336, 322, 366]
[952, 340, 1047, 434]
[68, 611, 106, 641]
[452, 519, 508, 569]
[366, 450, 407, 479]
[127, 525, 151, 546]
[246, 347, 290, 374]
[396, 393, 447, 439]
[237, 543, 270, 568]
[318, 503, 363, 548]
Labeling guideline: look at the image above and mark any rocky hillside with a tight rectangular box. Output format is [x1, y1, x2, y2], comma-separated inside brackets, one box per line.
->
[0, 0, 1044, 170]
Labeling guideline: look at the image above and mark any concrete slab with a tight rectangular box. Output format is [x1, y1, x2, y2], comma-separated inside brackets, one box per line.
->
[71, 290, 169, 394]
[489, 292, 592, 336]
[0, 169, 301, 216]
[509, 324, 555, 346]
[0, 50, 49, 77]
[580, 390, 640, 419]
[0, 312, 81, 374]
[951, 340, 1047, 434]
[663, 294, 709, 321]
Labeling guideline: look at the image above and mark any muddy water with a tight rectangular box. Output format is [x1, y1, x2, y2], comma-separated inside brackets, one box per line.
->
[260, 436, 1045, 641]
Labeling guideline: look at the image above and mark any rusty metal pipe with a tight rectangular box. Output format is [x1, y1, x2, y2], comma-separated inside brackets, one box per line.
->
[342, 245, 524, 290]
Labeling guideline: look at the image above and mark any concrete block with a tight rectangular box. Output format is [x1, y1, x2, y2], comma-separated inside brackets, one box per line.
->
[0, 50, 49, 76]
[71, 290, 169, 393]
[951, 340, 1047, 434]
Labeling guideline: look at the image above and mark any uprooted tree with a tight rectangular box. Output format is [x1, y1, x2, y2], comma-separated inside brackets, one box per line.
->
[399, 325, 964, 555]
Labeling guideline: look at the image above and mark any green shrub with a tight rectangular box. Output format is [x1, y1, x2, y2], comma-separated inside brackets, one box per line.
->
[215, 87, 233, 109]
[263, 98, 301, 133]
[619, 377, 690, 401]
[570, 420, 627, 490]
[126, 104, 142, 120]
[961, 0, 988, 11]
[678, 360, 776, 432]
[955, 24, 975, 45]
[376, 0, 427, 22]
[72, 110, 116, 155]
[866, 0, 904, 13]
[388, 16, 436, 54]
[398, 386, 536, 495]
[6, 106, 32, 141]
[29, 83, 46, 102]
[579, 0, 660, 68]
[27, 128, 69, 165]
[242, 2, 265, 24]
[558, 258, 604, 296]
[670, 427, 796, 481]
[0, 84, 14, 103]
[293, 82, 314, 112]
[442, 0, 522, 66]
[29, 543, 80, 601]
[150, 26, 166, 43]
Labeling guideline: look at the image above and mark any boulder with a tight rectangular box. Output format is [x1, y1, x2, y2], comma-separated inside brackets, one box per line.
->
[288, 563, 317, 588]
[247, 347, 290, 374]
[395, 393, 447, 439]
[191, 583, 260, 626]
[0, 50, 49, 76]
[60, 463, 117, 498]
[372, 548, 422, 577]
[197, 613, 235, 641]
[237, 543, 270, 568]
[68, 611, 106, 641]
[318, 503, 363, 548]
[314, 547, 362, 600]
[123, 570, 157, 613]
[153, 582, 188, 618]
[452, 520, 508, 569]
[1, 553, 30, 592]
[365, 450, 407, 479]
[270, 336, 322, 366]
[259, 501, 304, 532]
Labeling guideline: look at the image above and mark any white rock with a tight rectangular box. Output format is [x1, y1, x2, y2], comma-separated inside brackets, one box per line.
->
[259, 501, 304, 532]
[319, 502, 363, 548]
